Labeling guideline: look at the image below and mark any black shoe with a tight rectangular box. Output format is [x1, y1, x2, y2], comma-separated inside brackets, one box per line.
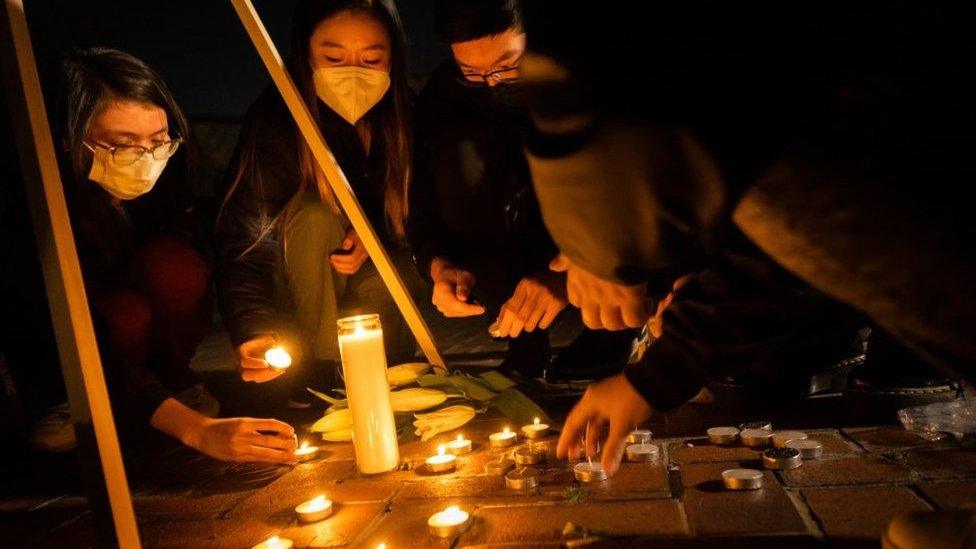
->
[499, 330, 550, 380]
[543, 329, 636, 383]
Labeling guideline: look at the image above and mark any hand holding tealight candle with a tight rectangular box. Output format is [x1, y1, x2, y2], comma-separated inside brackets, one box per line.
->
[426, 444, 457, 473]
[428, 505, 471, 538]
[489, 426, 518, 448]
[295, 494, 333, 523]
[521, 417, 550, 439]
[264, 346, 292, 369]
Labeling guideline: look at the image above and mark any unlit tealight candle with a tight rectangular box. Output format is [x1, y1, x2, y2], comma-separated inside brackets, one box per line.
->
[722, 468, 764, 490]
[772, 431, 808, 448]
[626, 429, 653, 445]
[786, 439, 824, 459]
[625, 442, 659, 462]
[707, 426, 740, 445]
[740, 428, 774, 447]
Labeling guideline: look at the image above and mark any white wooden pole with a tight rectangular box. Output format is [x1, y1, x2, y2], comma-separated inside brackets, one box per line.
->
[0, 0, 141, 546]
[229, 0, 446, 370]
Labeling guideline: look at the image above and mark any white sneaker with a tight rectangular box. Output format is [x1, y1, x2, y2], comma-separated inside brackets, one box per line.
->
[30, 402, 77, 452]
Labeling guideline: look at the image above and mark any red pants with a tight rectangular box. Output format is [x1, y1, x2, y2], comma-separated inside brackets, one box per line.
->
[93, 235, 213, 392]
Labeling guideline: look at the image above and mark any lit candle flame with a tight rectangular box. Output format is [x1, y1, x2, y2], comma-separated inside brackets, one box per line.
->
[311, 494, 326, 507]
[438, 444, 446, 456]
[376, 544, 386, 549]
[264, 346, 292, 368]
[456, 434, 464, 442]
[300, 441, 309, 451]
[533, 417, 540, 426]
[503, 426, 511, 435]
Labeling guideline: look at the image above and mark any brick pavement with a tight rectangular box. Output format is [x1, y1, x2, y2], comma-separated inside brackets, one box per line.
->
[4, 417, 974, 548]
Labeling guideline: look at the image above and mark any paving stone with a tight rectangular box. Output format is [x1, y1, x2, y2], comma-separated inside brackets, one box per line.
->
[356, 500, 465, 548]
[0, 507, 91, 545]
[917, 480, 976, 509]
[680, 461, 809, 536]
[571, 462, 672, 502]
[842, 427, 943, 454]
[671, 438, 762, 465]
[279, 502, 387, 548]
[459, 500, 690, 545]
[901, 449, 976, 480]
[778, 455, 914, 488]
[802, 486, 931, 541]
[802, 430, 863, 456]
[135, 462, 291, 517]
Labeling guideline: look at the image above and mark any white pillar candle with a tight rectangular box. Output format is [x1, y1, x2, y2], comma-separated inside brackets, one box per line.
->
[337, 314, 399, 474]
[264, 346, 292, 369]
[252, 536, 293, 549]
[445, 433, 472, 455]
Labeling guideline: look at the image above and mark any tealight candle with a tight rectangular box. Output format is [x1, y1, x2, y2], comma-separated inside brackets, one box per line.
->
[484, 457, 515, 476]
[295, 441, 320, 462]
[445, 433, 472, 455]
[513, 444, 546, 465]
[771, 431, 808, 448]
[786, 439, 824, 459]
[252, 536, 293, 549]
[625, 442, 659, 462]
[707, 426, 740, 445]
[573, 459, 607, 483]
[521, 417, 550, 439]
[504, 466, 539, 490]
[739, 428, 774, 447]
[427, 505, 471, 538]
[426, 444, 457, 473]
[489, 426, 518, 448]
[722, 468, 764, 490]
[295, 494, 333, 523]
[762, 447, 802, 470]
[626, 429, 653, 445]
[264, 346, 292, 369]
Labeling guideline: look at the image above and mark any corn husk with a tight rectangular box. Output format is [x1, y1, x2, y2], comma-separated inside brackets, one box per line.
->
[413, 405, 477, 441]
[310, 408, 352, 433]
[321, 429, 352, 442]
[387, 362, 431, 387]
[390, 387, 455, 412]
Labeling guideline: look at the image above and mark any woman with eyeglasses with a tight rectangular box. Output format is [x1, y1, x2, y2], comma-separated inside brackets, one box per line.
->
[40, 47, 298, 463]
[217, 0, 415, 406]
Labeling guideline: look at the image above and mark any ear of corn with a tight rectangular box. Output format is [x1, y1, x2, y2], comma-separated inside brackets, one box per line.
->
[413, 405, 477, 441]
[387, 362, 431, 387]
[321, 429, 352, 442]
[310, 408, 352, 433]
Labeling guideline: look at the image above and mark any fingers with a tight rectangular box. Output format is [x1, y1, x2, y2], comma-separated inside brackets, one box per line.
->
[455, 275, 472, 302]
[622, 301, 650, 329]
[601, 420, 631, 476]
[556, 402, 591, 461]
[549, 253, 569, 272]
[240, 367, 285, 383]
[239, 354, 269, 370]
[585, 417, 605, 458]
[245, 433, 299, 452]
[242, 445, 296, 464]
[248, 419, 295, 438]
[580, 301, 604, 330]
[599, 305, 626, 331]
[523, 300, 547, 332]
[538, 301, 563, 330]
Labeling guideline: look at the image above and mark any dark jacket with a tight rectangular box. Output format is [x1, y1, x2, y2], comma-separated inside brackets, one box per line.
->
[216, 88, 390, 347]
[408, 61, 557, 301]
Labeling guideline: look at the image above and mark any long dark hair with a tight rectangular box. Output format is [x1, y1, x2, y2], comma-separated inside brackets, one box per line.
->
[57, 47, 189, 187]
[226, 0, 412, 243]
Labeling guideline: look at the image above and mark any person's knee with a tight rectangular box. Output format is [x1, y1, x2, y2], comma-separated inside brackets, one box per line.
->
[286, 197, 346, 251]
[95, 290, 152, 347]
[140, 235, 212, 316]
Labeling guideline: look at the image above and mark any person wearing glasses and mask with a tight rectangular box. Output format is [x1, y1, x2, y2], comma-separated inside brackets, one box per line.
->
[18, 47, 300, 463]
[407, 0, 636, 381]
[217, 0, 415, 407]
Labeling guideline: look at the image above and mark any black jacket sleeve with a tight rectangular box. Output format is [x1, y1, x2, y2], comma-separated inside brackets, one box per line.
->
[215, 92, 298, 347]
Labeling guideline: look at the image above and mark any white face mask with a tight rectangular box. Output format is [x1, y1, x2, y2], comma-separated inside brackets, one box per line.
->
[313, 66, 391, 125]
[86, 144, 168, 201]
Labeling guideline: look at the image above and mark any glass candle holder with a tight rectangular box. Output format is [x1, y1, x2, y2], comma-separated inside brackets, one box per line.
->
[337, 314, 399, 474]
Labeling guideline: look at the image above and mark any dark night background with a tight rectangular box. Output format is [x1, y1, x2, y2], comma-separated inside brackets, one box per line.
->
[21, 0, 448, 119]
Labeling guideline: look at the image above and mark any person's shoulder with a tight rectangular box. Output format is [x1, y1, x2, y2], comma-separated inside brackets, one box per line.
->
[416, 60, 472, 119]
